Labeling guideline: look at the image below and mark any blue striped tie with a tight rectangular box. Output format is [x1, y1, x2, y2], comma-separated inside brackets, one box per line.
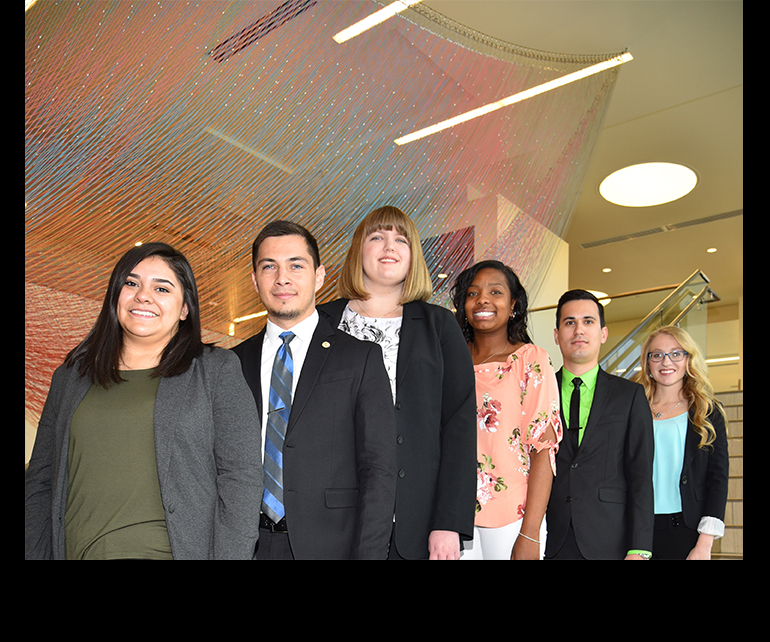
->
[262, 331, 295, 523]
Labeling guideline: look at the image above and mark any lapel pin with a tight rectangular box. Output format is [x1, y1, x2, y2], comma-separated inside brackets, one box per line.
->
[322, 341, 331, 348]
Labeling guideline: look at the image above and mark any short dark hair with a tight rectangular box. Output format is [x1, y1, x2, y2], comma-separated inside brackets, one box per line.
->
[450, 260, 532, 345]
[555, 289, 606, 328]
[64, 242, 208, 387]
[251, 220, 321, 271]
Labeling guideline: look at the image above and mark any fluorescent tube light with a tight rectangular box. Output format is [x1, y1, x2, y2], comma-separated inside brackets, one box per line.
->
[395, 52, 633, 145]
[333, 0, 423, 44]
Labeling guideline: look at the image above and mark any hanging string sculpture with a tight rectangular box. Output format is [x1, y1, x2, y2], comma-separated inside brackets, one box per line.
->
[25, 0, 625, 440]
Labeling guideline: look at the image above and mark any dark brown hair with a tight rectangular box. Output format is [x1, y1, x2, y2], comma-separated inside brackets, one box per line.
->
[64, 242, 207, 387]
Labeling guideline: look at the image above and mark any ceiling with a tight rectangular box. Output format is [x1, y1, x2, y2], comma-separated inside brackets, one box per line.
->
[25, 0, 743, 337]
[424, 0, 743, 318]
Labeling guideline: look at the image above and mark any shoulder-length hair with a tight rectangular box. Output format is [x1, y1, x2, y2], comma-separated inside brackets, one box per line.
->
[634, 325, 727, 450]
[450, 260, 532, 345]
[64, 242, 208, 387]
[336, 206, 433, 304]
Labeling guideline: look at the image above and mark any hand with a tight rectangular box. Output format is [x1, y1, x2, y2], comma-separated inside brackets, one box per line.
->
[512, 534, 540, 560]
[428, 530, 461, 560]
[686, 534, 714, 560]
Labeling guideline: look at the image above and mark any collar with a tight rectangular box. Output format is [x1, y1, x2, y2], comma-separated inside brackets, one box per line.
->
[265, 309, 319, 346]
[562, 363, 600, 391]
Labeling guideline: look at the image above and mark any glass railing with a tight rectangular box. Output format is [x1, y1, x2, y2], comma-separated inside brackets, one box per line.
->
[599, 269, 719, 378]
[527, 269, 720, 379]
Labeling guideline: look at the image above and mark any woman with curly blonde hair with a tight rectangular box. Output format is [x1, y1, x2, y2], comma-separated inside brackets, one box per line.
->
[634, 325, 729, 559]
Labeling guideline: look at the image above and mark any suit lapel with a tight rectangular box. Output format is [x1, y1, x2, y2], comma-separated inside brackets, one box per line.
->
[581, 367, 611, 451]
[242, 331, 265, 419]
[287, 317, 335, 433]
[154, 366, 193, 482]
[395, 302, 422, 390]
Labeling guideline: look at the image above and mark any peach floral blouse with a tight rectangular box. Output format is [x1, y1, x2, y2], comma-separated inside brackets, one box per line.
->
[474, 343, 563, 528]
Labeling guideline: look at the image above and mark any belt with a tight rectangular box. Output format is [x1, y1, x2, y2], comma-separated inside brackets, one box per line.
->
[259, 513, 289, 533]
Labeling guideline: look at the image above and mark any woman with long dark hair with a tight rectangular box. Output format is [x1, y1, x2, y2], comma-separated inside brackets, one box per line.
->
[25, 242, 262, 559]
[451, 260, 562, 559]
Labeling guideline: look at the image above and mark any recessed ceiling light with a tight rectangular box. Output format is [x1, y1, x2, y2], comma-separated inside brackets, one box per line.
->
[599, 162, 698, 207]
[707, 247, 717, 253]
[588, 290, 611, 306]
[602, 267, 612, 273]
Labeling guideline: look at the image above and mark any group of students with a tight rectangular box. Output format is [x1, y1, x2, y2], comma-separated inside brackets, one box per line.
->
[24, 205, 730, 560]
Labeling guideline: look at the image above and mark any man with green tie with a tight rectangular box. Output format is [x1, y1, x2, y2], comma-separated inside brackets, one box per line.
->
[545, 290, 654, 560]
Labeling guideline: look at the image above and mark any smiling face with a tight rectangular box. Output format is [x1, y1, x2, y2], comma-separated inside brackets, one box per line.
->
[361, 227, 411, 293]
[647, 332, 689, 390]
[252, 233, 326, 329]
[554, 298, 608, 374]
[117, 256, 189, 350]
[464, 267, 516, 339]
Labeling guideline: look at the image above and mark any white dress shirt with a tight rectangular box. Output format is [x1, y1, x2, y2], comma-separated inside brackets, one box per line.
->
[259, 310, 319, 460]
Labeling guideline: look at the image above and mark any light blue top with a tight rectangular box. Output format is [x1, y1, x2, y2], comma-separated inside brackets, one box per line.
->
[652, 413, 688, 514]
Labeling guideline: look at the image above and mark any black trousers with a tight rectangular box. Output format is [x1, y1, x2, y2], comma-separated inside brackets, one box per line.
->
[652, 513, 699, 560]
[254, 528, 294, 560]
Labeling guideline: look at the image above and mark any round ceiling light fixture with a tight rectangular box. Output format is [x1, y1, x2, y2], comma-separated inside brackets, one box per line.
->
[599, 162, 698, 207]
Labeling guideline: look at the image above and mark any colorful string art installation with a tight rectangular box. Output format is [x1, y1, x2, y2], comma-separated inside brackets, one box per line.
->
[26, 1, 626, 450]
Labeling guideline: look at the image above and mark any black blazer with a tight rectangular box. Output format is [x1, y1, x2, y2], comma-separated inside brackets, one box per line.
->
[319, 298, 477, 559]
[232, 313, 397, 560]
[546, 367, 655, 559]
[677, 406, 730, 530]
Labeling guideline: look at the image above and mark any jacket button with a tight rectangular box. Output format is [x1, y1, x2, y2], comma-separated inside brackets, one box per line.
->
[398, 469, 406, 478]
[566, 496, 573, 502]
[395, 401, 402, 410]
[681, 475, 688, 485]
[397, 435, 403, 444]
[571, 462, 579, 469]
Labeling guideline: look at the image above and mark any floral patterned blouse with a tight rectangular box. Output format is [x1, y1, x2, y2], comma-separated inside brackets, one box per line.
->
[339, 305, 402, 403]
[474, 343, 563, 528]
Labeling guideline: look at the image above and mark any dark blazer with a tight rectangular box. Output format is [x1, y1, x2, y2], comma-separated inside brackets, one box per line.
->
[25, 348, 263, 560]
[318, 298, 477, 559]
[546, 367, 655, 559]
[231, 313, 397, 560]
[677, 406, 730, 530]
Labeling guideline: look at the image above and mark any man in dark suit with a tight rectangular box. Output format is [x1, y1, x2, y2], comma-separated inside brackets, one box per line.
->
[232, 220, 397, 559]
[545, 290, 654, 560]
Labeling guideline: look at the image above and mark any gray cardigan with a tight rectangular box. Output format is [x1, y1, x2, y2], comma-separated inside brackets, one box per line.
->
[25, 347, 263, 560]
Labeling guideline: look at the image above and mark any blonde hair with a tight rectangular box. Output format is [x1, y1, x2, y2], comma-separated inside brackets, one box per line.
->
[634, 325, 727, 450]
[337, 206, 433, 303]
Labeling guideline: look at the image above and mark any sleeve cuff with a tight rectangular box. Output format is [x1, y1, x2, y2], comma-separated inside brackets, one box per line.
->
[697, 516, 725, 539]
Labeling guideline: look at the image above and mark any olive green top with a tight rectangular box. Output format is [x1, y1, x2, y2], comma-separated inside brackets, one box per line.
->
[65, 369, 172, 560]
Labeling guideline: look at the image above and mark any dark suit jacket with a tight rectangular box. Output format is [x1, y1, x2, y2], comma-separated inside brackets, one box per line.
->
[678, 406, 730, 530]
[318, 299, 477, 559]
[546, 367, 655, 559]
[231, 313, 397, 559]
[25, 348, 263, 560]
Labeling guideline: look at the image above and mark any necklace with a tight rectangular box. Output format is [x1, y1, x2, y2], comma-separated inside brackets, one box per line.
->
[651, 399, 685, 418]
[355, 299, 402, 318]
[477, 341, 511, 365]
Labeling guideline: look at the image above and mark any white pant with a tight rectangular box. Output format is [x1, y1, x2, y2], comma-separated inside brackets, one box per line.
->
[461, 518, 547, 560]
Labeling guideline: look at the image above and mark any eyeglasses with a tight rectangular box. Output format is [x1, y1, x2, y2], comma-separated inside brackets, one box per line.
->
[647, 350, 688, 363]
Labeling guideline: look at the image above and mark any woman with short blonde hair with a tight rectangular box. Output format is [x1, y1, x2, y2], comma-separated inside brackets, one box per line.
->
[319, 205, 476, 560]
[336, 205, 433, 304]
